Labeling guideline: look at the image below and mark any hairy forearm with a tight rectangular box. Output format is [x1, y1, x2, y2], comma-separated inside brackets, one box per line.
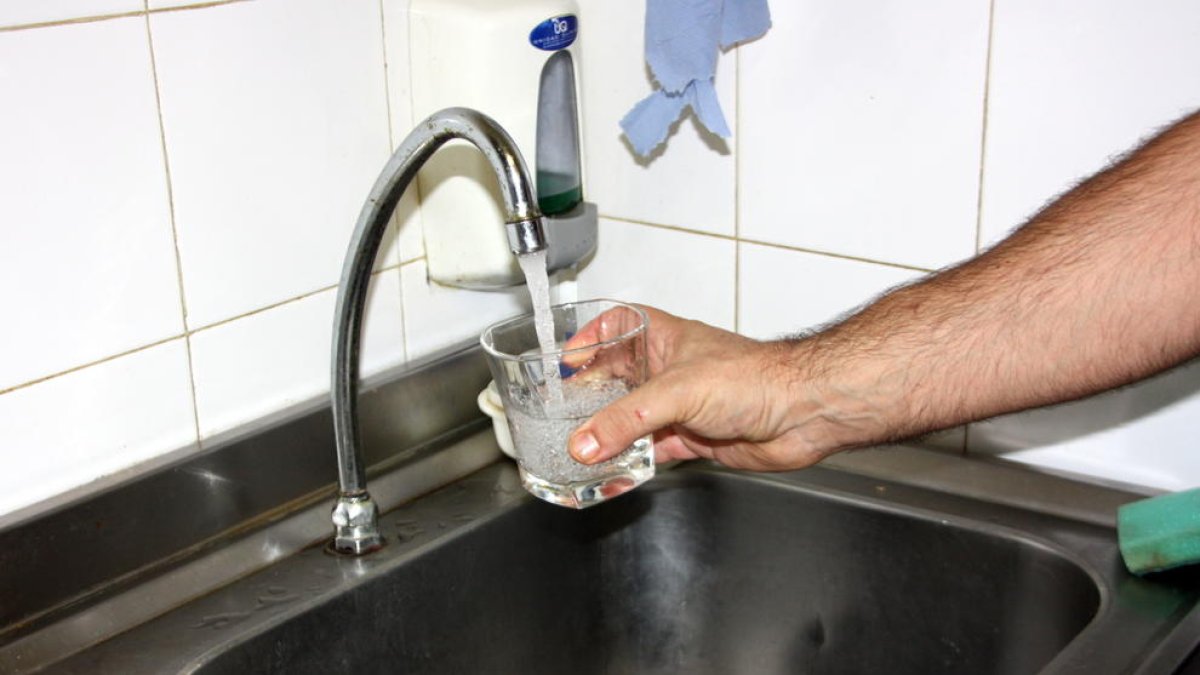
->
[787, 112, 1200, 452]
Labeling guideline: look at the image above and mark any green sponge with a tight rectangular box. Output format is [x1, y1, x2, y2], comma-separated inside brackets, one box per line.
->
[1118, 488, 1200, 576]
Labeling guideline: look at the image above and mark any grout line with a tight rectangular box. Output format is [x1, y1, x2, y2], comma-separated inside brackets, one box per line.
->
[0, 0, 248, 33]
[144, 3, 202, 446]
[190, 265, 405, 335]
[733, 47, 742, 334]
[733, 49, 741, 243]
[395, 265, 409, 362]
[396, 252, 429, 361]
[402, 4, 430, 261]
[602, 214, 937, 274]
[377, 0, 409, 362]
[734, 241, 742, 331]
[403, 2, 418, 136]
[973, 0, 998, 254]
[148, 0, 250, 16]
[182, 334, 202, 447]
[0, 10, 144, 32]
[602, 214, 738, 242]
[400, 255, 423, 361]
[378, 0, 395, 151]
[0, 265, 410, 398]
[0, 336, 185, 397]
[401, 1, 425, 361]
[739, 237, 936, 274]
[188, 285, 335, 334]
[960, 0, 998, 456]
[734, 240, 742, 332]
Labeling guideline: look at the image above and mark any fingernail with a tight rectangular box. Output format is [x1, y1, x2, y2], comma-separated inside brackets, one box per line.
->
[572, 432, 600, 463]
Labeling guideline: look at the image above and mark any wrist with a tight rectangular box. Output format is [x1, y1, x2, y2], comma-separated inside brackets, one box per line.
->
[771, 335, 908, 455]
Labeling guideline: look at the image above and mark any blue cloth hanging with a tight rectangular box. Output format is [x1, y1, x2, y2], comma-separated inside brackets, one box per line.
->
[621, 0, 771, 157]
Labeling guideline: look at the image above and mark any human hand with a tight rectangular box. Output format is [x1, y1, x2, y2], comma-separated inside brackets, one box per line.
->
[563, 305, 839, 472]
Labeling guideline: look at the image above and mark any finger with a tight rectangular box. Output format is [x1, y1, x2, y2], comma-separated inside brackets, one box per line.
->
[564, 343, 638, 386]
[561, 305, 647, 369]
[568, 376, 687, 464]
[570, 305, 646, 346]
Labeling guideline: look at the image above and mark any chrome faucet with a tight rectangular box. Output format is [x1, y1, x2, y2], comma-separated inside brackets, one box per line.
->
[329, 108, 546, 554]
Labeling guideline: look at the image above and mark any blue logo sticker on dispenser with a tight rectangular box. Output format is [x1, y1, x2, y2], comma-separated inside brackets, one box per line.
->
[530, 15, 577, 51]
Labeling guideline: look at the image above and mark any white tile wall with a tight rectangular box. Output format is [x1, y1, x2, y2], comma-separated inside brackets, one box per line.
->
[150, 0, 392, 328]
[738, 243, 925, 340]
[0, 340, 196, 516]
[381, 0, 426, 264]
[401, 260, 531, 360]
[6, 0, 1200, 518]
[577, 0, 736, 236]
[190, 271, 405, 439]
[0, 18, 182, 391]
[575, 219, 736, 330]
[979, 0, 1200, 247]
[0, 0, 139, 28]
[739, 0, 989, 270]
[969, 0, 1200, 488]
[147, 0, 225, 9]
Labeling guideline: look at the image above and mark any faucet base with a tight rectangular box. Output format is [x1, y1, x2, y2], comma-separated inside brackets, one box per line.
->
[331, 493, 384, 555]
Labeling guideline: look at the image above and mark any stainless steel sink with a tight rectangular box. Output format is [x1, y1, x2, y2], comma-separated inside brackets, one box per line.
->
[5, 342, 1200, 674]
[39, 456, 1200, 674]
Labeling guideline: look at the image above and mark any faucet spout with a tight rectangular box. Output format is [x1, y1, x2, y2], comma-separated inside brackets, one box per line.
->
[330, 108, 545, 554]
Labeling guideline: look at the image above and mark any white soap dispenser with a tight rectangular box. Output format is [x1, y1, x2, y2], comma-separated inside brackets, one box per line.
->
[409, 0, 597, 289]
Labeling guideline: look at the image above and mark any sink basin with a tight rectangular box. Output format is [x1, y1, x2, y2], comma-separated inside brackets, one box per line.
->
[42, 456, 1200, 674]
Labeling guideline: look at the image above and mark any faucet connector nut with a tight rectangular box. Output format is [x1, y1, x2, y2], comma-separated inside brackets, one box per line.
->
[331, 493, 384, 555]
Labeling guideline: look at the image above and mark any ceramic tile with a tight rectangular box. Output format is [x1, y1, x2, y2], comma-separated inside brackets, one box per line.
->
[381, 0, 425, 263]
[737, 243, 926, 340]
[577, 0, 736, 236]
[150, 0, 391, 328]
[190, 271, 405, 439]
[401, 260, 532, 360]
[738, 0, 988, 269]
[969, 362, 1200, 491]
[0, 340, 196, 517]
[147, 0, 227, 9]
[979, 0, 1200, 247]
[0, 18, 181, 391]
[0, 0, 139, 28]
[394, 196, 424, 264]
[574, 219, 736, 330]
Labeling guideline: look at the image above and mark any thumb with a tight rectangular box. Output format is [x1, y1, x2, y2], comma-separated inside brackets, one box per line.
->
[568, 377, 684, 464]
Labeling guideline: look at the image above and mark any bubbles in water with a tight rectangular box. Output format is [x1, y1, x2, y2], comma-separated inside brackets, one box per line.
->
[506, 378, 650, 484]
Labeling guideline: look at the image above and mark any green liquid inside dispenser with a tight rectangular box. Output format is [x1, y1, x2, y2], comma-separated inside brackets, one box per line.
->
[537, 171, 583, 215]
[536, 50, 583, 216]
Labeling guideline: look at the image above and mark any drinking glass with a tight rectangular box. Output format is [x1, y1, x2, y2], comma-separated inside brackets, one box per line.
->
[480, 300, 654, 508]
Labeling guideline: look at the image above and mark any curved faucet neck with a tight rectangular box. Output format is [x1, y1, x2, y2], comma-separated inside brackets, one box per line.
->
[329, 108, 545, 554]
